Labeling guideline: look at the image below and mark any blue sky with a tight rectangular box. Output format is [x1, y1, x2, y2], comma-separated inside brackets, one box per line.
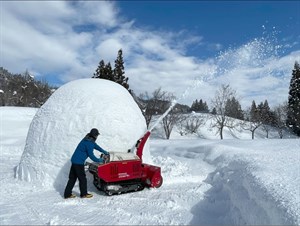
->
[1, 1, 300, 108]
[118, 1, 300, 57]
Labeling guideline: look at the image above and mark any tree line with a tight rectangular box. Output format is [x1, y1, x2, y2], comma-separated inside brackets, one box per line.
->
[1, 49, 299, 138]
[92, 51, 298, 139]
[135, 84, 293, 139]
[0, 67, 56, 107]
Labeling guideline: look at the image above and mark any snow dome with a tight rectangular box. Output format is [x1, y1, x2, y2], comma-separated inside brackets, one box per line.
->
[16, 78, 149, 190]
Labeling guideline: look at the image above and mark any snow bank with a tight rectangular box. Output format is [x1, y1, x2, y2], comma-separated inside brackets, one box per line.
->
[15, 79, 148, 190]
[0, 107, 38, 146]
[192, 160, 297, 225]
[185, 140, 300, 225]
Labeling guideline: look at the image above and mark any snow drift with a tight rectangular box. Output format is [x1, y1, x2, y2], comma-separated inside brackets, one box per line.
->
[15, 79, 148, 190]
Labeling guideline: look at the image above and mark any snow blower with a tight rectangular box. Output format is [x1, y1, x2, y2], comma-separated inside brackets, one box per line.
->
[87, 131, 163, 196]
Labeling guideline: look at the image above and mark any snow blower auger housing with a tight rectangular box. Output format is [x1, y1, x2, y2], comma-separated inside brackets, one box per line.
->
[87, 131, 163, 196]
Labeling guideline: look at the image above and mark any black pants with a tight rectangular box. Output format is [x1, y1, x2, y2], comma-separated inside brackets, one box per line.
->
[64, 164, 87, 198]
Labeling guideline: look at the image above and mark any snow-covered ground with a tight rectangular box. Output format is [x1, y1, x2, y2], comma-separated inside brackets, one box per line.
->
[0, 106, 299, 225]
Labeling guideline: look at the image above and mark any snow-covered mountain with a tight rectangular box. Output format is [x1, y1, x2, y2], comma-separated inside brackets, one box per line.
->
[0, 79, 299, 225]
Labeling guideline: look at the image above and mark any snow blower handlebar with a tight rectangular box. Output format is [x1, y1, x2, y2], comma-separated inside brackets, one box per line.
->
[85, 153, 110, 167]
[100, 153, 110, 163]
[135, 131, 151, 161]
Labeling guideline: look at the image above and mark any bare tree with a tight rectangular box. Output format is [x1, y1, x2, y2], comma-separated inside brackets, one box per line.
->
[274, 102, 288, 138]
[138, 87, 169, 129]
[210, 84, 239, 139]
[176, 114, 189, 136]
[160, 92, 180, 139]
[177, 113, 205, 135]
[241, 108, 262, 139]
[242, 121, 263, 139]
[262, 124, 271, 139]
[162, 111, 181, 139]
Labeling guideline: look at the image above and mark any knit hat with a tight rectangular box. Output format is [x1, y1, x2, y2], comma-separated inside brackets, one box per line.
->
[90, 128, 100, 138]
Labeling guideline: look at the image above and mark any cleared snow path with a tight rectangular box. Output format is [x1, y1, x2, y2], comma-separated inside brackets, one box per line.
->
[1, 138, 299, 225]
[0, 141, 212, 225]
[156, 139, 299, 225]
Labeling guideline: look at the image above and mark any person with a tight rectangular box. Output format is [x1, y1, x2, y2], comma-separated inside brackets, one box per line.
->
[64, 128, 109, 199]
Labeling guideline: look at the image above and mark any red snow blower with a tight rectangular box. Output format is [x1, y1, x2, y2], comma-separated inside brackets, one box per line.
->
[87, 131, 163, 196]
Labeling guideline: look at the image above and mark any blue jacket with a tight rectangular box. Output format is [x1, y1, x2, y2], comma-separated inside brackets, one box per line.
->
[71, 135, 109, 165]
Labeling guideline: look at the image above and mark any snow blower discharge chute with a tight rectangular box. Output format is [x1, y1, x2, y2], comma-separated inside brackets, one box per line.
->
[86, 131, 163, 196]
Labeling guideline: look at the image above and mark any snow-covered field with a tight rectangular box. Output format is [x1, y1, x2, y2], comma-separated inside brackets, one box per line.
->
[0, 106, 299, 225]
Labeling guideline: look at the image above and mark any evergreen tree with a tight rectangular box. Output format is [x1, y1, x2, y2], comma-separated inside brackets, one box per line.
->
[190, 98, 209, 112]
[211, 107, 217, 115]
[256, 100, 270, 123]
[261, 100, 276, 125]
[225, 97, 244, 120]
[259, 100, 275, 138]
[287, 61, 300, 136]
[255, 100, 272, 124]
[114, 49, 131, 92]
[114, 49, 125, 84]
[105, 62, 114, 81]
[93, 49, 132, 93]
[93, 60, 106, 79]
[250, 100, 258, 122]
[191, 99, 199, 111]
[199, 99, 203, 110]
[243, 100, 263, 139]
[203, 101, 209, 112]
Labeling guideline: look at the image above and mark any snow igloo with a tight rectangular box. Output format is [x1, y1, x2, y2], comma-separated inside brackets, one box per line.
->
[16, 78, 149, 190]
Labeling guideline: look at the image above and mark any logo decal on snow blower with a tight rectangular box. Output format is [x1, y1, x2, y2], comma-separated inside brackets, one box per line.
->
[118, 172, 129, 178]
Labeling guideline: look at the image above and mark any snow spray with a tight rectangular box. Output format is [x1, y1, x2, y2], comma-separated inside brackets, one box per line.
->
[148, 25, 288, 132]
[148, 79, 206, 132]
[148, 99, 177, 132]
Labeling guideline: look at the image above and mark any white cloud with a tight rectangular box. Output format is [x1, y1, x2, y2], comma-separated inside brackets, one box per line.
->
[74, 1, 119, 28]
[1, 1, 85, 74]
[95, 38, 123, 62]
[1, 1, 299, 109]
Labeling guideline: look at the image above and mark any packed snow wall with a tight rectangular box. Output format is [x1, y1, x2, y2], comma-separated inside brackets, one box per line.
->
[15, 79, 149, 189]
